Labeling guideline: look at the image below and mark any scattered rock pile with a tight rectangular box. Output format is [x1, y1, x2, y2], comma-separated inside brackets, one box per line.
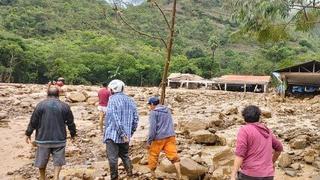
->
[0, 83, 319, 179]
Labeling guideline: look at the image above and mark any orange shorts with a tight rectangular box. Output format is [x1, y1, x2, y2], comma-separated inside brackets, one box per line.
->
[148, 136, 179, 170]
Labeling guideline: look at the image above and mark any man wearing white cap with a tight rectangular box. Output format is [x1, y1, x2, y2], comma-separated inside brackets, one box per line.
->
[103, 79, 139, 180]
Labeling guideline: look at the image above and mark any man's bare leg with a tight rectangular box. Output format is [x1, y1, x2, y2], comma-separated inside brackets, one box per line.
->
[174, 162, 182, 179]
[99, 111, 104, 132]
[53, 166, 62, 180]
[39, 168, 46, 180]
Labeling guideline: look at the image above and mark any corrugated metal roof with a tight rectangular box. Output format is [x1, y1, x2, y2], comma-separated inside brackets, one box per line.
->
[168, 73, 204, 81]
[217, 75, 271, 84]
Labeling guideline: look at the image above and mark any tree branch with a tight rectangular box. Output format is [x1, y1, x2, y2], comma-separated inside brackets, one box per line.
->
[113, 1, 167, 48]
[153, 1, 171, 30]
[283, 1, 314, 30]
[117, 11, 167, 48]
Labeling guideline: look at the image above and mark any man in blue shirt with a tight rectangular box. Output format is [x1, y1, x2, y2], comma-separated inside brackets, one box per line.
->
[103, 79, 139, 180]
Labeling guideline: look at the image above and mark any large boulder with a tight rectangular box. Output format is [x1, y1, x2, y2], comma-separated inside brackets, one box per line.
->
[180, 158, 207, 180]
[178, 119, 208, 132]
[208, 113, 225, 127]
[212, 147, 234, 167]
[190, 130, 218, 144]
[158, 158, 176, 173]
[159, 157, 208, 179]
[278, 153, 292, 168]
[86, 97, 99, 105]
[289, 136, 308, 149]
[68, 92, 87, 102]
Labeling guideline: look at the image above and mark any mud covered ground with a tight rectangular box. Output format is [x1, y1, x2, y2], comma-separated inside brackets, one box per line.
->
[0, 83, 319, 180]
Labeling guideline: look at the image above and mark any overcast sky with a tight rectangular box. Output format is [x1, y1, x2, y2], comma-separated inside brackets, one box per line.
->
[105, 0, 144, 6]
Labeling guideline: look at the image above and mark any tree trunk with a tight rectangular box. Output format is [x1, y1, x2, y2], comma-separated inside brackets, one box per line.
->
[6, 52, 15, 83]
[160, 0, 177, 105]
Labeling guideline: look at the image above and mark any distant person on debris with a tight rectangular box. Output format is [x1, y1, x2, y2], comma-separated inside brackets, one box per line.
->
[98, 82, 111, 132]
[231, 105, 283, 180]
[146, 96, 182, 179]
[25, 87, 76, 180]
[103, 79, 139, 180]
[48, 77, 66, 100]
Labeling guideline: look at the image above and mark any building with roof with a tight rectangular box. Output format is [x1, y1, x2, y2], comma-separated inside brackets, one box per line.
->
[167, 73, 212, 89]
[273, 60, 320, 96]
[214, 75, 271, 93]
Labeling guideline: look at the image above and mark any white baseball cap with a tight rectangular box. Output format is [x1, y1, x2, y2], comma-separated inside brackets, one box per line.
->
[108, 79, 125, 93]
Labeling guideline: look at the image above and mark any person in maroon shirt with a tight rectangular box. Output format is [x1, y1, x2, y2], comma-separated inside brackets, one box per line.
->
[98, 82, 111, 132]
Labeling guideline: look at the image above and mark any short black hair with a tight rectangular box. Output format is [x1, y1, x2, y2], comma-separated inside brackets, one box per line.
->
[102, 82, 108, 87]
[47, 87, 59, 97]
[241, 105, 261, 123]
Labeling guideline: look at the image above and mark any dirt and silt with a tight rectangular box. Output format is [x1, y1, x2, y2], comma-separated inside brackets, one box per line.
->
[0, 83, 319, 180]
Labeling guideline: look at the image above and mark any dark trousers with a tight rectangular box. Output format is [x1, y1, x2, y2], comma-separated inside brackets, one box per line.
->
[238, 172, 274, 180]
[106, 139, 132, 180]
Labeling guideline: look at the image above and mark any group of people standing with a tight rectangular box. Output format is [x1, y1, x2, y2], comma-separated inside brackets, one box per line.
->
[25, 79, 283, 180]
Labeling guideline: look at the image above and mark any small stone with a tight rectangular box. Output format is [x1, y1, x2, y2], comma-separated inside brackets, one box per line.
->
[6, 171, 14, 175]
[313, 161, 320, 169]
[261, 110, 272, 118]
[131, 155, 144, 164]
[290, 163, 301, 170]
[225, 107, 238, 115]
[82, 138, 90, 143]
[285, 168, 297, 177]
[0, 112, 7, 120]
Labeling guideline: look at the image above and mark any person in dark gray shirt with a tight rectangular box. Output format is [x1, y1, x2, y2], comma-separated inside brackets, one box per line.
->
[25, 87, 76, 180]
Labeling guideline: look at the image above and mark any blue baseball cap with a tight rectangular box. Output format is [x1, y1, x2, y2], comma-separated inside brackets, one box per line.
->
[148, 96, 160, 105]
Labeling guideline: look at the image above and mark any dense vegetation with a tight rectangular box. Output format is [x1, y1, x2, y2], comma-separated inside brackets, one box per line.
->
[1, 0, 320, 85]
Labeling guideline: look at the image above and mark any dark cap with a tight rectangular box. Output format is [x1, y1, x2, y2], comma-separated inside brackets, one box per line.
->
[148, 96, 160, 105]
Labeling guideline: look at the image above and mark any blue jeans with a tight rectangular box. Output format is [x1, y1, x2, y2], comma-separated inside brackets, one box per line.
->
[106, 139, 132, 180]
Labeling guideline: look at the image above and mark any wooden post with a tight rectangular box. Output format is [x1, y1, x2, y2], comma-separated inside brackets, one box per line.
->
[224, 83, 227, 91]
[263, 84, 268, 93]
[160, 0, 177, 105]
[244, 84, 247, 92]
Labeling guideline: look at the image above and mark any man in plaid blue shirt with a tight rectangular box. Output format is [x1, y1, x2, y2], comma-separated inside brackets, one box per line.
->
[103, 79, 139, 180]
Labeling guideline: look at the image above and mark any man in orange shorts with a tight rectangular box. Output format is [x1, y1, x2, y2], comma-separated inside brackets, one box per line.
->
[146, 97, 181, 179]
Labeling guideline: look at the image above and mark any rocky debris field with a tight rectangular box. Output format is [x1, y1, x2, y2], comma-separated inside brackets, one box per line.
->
[0, 83, 320, 180]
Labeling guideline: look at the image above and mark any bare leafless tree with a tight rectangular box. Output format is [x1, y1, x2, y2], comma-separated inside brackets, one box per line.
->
[111, 0, 177, 104]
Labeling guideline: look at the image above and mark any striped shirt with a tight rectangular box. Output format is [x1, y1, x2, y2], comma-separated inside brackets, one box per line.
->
[103, 92, 139, 143]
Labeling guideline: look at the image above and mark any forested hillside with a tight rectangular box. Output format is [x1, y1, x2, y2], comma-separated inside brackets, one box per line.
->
[1, 0, 320, 85]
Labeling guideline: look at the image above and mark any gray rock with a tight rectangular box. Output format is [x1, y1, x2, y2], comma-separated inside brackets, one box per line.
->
[289, 137, 307, 149]
[285, 168, 297, 177]
[313, 161, 320, 169]
[180, 158, 207, 180]
[212, 147, 234, 167]
[290, 163, 301, 170]
[190, 130, 218, 144]
[178, 119, 208, 132]
[0, 112, 7, 120]
[278, 153, 292, 168]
